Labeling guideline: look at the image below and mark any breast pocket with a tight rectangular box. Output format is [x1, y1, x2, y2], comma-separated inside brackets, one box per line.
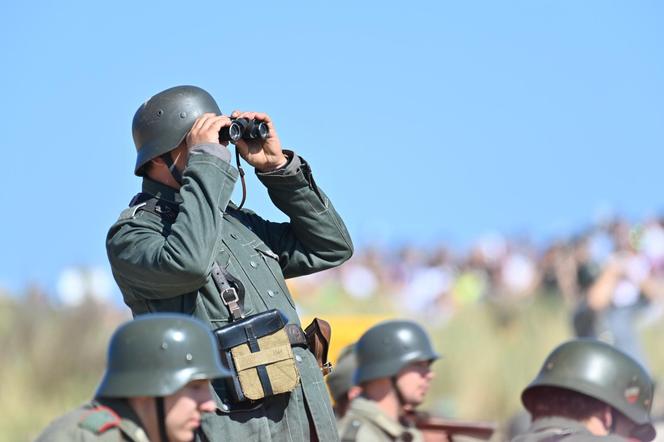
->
[254, 244, 297, 309]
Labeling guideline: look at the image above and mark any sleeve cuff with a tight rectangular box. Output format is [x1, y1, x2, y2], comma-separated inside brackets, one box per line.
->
[256, 150, 300, 177]
[188, 143, 232, 164]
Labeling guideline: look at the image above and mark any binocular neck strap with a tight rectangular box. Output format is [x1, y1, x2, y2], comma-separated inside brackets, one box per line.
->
[235, 148, 247, 210]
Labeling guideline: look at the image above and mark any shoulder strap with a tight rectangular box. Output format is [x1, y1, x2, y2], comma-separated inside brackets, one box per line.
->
[341, 419, 363, 442]
[130, 193, 246, 320]
[78, 405, 121, 435]
[129, 192, 180, 222]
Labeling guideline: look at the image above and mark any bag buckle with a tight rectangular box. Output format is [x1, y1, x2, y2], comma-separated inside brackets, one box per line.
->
[221, 288, 239, 305]
[221, 288, 243, 320]
[322, 361, 333, 376]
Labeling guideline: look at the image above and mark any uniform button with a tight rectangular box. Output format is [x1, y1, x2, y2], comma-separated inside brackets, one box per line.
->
[267, 290, 275, 297]
[250, 261, 257, 268]
[295, 355, 302, 362]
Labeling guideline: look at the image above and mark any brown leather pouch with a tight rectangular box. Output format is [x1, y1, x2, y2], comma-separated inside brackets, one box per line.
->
[304, 318, 333, 376]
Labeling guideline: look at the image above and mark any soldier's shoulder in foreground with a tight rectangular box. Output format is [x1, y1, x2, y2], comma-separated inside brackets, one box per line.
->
[513, 432, 628, 442]
[339, 415, 392, 442]
[512, 417, 629, 442]
[339, 397, 422, 442]
[35, 400, 149, 442]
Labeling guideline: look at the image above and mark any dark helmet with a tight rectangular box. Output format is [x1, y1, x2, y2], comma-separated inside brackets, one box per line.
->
[326, 344, 357, 401]
[132, 85, 222, 175]
[522, 339, 655, 441]
[354, 320, 439, 384]
[95, 313, 231, 398]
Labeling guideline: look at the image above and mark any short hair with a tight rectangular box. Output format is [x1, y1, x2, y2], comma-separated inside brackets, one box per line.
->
[526, 386, 607, 421]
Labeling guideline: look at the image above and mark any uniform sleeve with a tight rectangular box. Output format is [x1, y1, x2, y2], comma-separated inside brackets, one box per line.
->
[246, 151, 353, 278]
[106, 152, 238, 298]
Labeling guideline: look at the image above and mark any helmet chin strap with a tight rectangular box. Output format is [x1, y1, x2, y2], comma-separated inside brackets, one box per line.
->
[155, 397, 170, 442]
[160, 152, 183, 186]
[608, 408, 617, 435]
[391, 376, 407, 408]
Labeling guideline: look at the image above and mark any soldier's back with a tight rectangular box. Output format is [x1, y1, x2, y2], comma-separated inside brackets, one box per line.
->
[512, 417, 628, 442]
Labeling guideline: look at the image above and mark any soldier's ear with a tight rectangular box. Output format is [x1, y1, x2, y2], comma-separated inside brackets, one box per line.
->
[144, 157, 165, 176]
[604, 406, 614, 432]
[348, 386, 362, 401]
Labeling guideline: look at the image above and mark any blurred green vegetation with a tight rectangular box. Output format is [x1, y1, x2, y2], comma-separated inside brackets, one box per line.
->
[0, 295, 130, 441]
[2, 291, 664, 441]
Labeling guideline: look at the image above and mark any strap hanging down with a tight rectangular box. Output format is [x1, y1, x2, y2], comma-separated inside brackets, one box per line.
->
[211, 262, 245, 321]
[235, 148, 247, 210]
[243, 323, 274, 397]
[128, 193, 246, 321]
[155, 397, 169, 442]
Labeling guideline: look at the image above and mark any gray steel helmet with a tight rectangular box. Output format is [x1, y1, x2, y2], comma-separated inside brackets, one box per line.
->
[326, 344, 357, 401]
[95, 313, 230, 398]
[354, 320, 439, 385]
[132, 85, 222, 175]
[522, 339, 654, 441]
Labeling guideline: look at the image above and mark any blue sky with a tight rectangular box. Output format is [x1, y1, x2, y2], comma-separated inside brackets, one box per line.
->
[1, 1, 662, 295]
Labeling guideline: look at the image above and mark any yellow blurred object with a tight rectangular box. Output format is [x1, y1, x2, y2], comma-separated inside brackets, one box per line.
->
[301, 314, 394, 362]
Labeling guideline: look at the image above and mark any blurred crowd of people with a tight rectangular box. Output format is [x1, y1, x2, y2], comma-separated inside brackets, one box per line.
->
[291, 216, 664, 365]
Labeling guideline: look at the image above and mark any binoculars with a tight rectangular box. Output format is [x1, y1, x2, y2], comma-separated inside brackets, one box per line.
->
[219, 118, 269, 143]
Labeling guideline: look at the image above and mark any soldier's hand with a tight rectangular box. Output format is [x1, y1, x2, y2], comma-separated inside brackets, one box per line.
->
[231, 110, 287, 172]
[186, 113, 232, 148]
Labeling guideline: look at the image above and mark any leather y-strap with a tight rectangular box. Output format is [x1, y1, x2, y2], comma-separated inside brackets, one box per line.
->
[129, 193, 246, 321]
[129, 192, 179, 223]
[210, 262, 245, 321]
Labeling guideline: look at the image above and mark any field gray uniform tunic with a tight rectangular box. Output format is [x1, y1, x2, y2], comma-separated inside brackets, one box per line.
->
[512, 417, 629, 442]
[106, 146, 353, 441]
[35, 399, 149, 442]
[338, 397, 424, 442]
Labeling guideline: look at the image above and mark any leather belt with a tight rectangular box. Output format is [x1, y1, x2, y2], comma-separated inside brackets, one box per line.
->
[285, 324, 308, 347]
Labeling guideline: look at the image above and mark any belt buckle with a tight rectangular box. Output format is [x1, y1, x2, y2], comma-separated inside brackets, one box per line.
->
[221, 288, 239, 305]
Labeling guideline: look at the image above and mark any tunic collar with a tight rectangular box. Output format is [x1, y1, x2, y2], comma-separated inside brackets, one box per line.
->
[141, 178, 183, 205]
[529, 416, 590, 435]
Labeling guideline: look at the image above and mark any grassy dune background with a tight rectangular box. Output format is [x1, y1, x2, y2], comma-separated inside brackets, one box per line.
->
[2, 292, 664, 441]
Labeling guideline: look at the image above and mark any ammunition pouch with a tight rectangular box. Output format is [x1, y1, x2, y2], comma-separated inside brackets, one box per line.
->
[213, 309, 300, 403]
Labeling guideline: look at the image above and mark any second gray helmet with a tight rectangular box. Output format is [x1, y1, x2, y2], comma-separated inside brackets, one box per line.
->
[354, 320, 439, 384]
[326, 344, 357, 401]
[522, 339, 655, 441]
[95, 313, 231, 398]
[132, 85, 222, 176]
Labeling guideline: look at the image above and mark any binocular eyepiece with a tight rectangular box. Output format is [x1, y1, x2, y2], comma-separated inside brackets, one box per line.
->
[219, 118, 269, 143]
